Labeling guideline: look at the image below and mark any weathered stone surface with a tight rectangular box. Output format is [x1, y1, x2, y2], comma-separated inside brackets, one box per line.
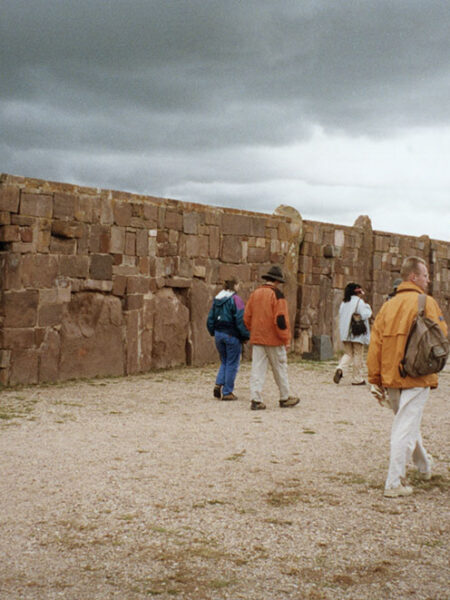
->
[152, 288, 189, 369]
[0, 225, 20, 242]
[188, 280, 216, 366]
[221, 236, 242, 263]
[50, 236, 77, 254]
[54, 193, 77, 219]
[3, 290, 39, 327]
[60, 255, 89, 278]
[0, 186, 20, 212]
[125, 309, 139, 374]
[51, 220, 85, 239]
[90, 254, 113, 280]
[20, 193, 53, 218]
[114, 201, 132, 226]
[59, 293, 124, 379]
[9, 349, 39, 385]
[2, 328, 35, 349]
[38, 329, 61, 382]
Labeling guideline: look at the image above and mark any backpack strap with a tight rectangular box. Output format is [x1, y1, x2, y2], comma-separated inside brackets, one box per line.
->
[418, 293, 426, 316]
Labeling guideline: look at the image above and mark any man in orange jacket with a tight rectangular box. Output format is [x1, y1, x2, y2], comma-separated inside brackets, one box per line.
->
[367, 256, 448, 498]
[244, 265, 300, 411]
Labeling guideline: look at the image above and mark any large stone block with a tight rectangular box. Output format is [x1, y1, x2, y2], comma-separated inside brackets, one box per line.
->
[152, 287, 189, 369]
[59, 292, 124, 379]
[51, 220, 85, 239]
[1, 328, 35, 349]
[114, 201, 132, 226]
[0, 186, 20, 212]
[188, 279, 217, 366]
[221, 236, 242, 263]
[90, 254, 113, 280]
[38, 329, 61, 383]
[59, 255, 89, 278]
[0, 225, 20, 242]
[9, 349, 39, 385]
[20, 193, 53, 218]
[3, 289, 39, 327]
[54, 193, 78, 219]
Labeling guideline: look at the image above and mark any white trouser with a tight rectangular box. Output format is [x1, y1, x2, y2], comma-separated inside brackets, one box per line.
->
[250, 345, 290, 402]
[337, 341, 364, 383]
[385, 387, 431, 490]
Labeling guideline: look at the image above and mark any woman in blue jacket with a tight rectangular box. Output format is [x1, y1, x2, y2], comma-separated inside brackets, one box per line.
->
[207, 278, 249, 400]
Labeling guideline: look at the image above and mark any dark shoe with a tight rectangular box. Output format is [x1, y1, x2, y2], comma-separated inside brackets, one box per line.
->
[222, 393, 238, 401]
[333, 368, 343, 384]
[251, 400, 266, 410]
[279, 397, 300, 408]
[351, 380, 366, 386]
[213, 385, 222, 399]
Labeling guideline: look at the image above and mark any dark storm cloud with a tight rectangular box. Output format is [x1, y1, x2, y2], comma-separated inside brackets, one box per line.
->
[1, 0, 450, 240]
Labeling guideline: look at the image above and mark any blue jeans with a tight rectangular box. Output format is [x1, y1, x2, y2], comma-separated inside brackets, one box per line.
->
[214, 331, 241, 395]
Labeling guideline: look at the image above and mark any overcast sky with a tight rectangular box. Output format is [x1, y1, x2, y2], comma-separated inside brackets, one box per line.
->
[1, 1, 449, 240]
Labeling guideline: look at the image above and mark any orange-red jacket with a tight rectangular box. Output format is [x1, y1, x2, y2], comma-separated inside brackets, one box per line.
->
[244, 283, 291, 346]
[367, 281, 448, 389]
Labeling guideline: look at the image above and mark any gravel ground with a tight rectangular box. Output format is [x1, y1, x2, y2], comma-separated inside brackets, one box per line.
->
[0, 358, 449, 600]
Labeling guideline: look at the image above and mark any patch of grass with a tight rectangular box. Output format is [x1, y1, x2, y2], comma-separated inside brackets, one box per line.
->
[302, 428, 316, 434]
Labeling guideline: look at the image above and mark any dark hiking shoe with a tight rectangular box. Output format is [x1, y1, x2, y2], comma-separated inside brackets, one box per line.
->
[213, 385, 222, 399]
[222, 393, 238, 401]
[250, 400, 266, 410]
[279, 397, 300, 408]
[333, 368, 343, 384]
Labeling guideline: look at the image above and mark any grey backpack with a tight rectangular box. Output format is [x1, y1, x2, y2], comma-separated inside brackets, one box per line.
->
[399, 294, 449, 378]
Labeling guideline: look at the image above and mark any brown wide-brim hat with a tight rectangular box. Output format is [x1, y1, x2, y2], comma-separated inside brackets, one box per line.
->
[262, 265, 285, 283]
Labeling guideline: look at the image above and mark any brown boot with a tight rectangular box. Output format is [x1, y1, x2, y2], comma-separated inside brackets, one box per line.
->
[279, 397, 300, 408]
[222, 393, 238, 401]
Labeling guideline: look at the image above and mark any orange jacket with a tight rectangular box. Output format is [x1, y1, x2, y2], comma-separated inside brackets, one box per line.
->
[367, 282, 448, 389]
[244, 283, 291, 346]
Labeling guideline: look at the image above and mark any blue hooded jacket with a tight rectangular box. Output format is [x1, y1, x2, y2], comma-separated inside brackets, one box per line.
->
[207, 290, 250, 342]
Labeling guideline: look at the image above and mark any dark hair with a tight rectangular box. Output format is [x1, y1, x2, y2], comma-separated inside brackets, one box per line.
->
[343, 282, 362, 302]
[224, 278, 238, 291]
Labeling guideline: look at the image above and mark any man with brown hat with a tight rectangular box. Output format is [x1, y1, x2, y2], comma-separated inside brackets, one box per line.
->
[244, 265, 300, 410]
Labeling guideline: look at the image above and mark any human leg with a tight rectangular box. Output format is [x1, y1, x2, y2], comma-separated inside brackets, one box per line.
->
[351, 342, 365, 384]
[334, 342, 353, 382]
[266, 345, 290, 400]
[385, 387, 430, 490]
[250, 345, 269, 403]
[214, 331, 227, 388]
[221, 334, 241, 396]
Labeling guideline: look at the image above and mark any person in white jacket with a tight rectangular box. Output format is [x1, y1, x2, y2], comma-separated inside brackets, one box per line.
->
[333, 282, 372, 386]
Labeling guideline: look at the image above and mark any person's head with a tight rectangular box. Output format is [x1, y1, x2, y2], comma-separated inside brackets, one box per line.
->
[223, 277, 238, 291]
[343, 282, 363, 302]
[400, 256, 429, 292]
[261, 265, 285, 285]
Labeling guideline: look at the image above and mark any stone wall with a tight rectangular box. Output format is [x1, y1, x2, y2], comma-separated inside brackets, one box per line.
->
[0, 174, 302, 385]
[1, 174, 449, 386]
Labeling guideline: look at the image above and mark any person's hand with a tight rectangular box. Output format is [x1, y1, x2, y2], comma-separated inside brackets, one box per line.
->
[370, 384, 390, 408]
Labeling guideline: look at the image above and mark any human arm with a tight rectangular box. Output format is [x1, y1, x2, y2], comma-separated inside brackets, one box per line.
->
[233, 295, 250, 341]
[366, 310, 384, 386]
[206, 304, 215, 336]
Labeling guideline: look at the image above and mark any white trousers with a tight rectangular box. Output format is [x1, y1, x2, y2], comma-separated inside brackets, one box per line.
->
[250, 345, 290, 402]
[385, 387, 431, 490]
[337, 341, 365, 383]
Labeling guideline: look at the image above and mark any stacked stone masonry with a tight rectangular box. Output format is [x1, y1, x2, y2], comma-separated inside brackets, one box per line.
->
[0, 174, 449, 386]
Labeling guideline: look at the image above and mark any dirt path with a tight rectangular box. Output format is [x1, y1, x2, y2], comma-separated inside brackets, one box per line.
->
[0, 359, 449, 599]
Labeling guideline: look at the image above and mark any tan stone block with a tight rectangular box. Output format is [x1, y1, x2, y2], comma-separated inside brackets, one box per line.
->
[183, 212, 199, 234]
[143, 203, 158, 221]
[113, 201, 132, 226]
[37, 229, 51, 252]
[59, 255, 89, 278]
[90, 254, 113, 280]
[76, 195, 94, 222]
[3, 290, 39, 327]
[127, 276, 149, 294]
[110, 226, 125, 253]
[125, 231, 136, 255]
[83, 279, 113, 292]
[38, 303, 63, 327]
[193, 265, 206, 279]
[124, 294, 144, 310]
[165, 210, 183, 230]
[0, 349, 11, 368]
[168, 229, 179, 244]
[101, 197, 114, 225]
[50, 236, 77, 254]
[54, 193, 78, 219]
[221, 235, 242, 263]
[0, 211, 11, 225]
[0, 225, 20, 242]
[136, 230, 149, 256]
[9, 349, 39, 385]
[2, 328, 35, 349]
[0, 186, 20, 212]
[209, 226, 220, 259]
[112, 275, 127, 296]
[20, 193, 53, 218]
[138, 256, 150, 275]
[51, 220, 85, 239]
[20, 227, 33, 243]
